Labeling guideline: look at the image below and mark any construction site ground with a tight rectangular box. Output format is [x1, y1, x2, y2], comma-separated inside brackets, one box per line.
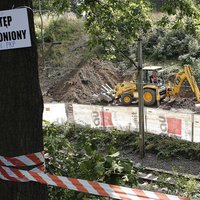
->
[41, 59, 200, 113]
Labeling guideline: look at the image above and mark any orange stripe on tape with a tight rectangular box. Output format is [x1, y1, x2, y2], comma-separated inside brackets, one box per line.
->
[0, 160, 4, 166]
[155, 191, 190, 200]
[88, 181, 109, 197]
[155, 192, 170, 200]
[30, 171, 47, 184]
[10, 167, 28, 181]
[0, 165, 190, 200]
[179, 197, 190, 200]
[0, 167, 19, 182]
[7, 157, 25, 167]
[48, 174, 67, 189]
[69, 178, 88, 193]
[110, 185, 133, 200]
[26, 153, 43, 165]
[133, 189, 156, 200]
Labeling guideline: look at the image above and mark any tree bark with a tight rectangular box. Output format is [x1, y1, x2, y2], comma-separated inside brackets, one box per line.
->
[0, 1, 47, 199]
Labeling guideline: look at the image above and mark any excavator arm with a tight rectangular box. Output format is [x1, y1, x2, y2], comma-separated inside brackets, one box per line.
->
[171, 65, 200, 102]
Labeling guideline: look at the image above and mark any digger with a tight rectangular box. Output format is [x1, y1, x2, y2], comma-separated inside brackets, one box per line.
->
[100, 65, 200, 106]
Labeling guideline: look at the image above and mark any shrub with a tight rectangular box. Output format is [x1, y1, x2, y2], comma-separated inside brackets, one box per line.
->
[43, 123, 138, 200]
[43, 122, 200, 199]
[143, 28, 200, 62]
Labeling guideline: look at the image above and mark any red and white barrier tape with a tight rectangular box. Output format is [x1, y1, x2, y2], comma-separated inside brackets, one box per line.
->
[0, 152, 189, 200]
[0, 151, 45, 173]
[0, 151, 44, 167]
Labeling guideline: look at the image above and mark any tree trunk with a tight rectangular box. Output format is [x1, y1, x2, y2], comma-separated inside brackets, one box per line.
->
[0, 1, 47, 199]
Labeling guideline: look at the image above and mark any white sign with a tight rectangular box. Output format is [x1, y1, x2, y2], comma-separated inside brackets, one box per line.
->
[0, 8, 31, 50]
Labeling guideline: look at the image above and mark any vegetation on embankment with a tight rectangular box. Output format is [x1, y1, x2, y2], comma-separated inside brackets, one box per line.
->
[43, 122, 200, 199]
[36, 15, 200, 85]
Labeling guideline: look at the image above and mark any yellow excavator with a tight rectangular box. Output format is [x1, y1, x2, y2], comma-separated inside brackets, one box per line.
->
[100, 65, 200, 106]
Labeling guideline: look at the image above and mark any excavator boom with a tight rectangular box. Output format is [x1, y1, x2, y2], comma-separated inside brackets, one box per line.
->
[172, 65, 200, 102]
[97, 65, 200, 106]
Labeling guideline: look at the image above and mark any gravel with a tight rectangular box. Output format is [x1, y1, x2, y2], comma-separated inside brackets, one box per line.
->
[124, 151, 200, 176]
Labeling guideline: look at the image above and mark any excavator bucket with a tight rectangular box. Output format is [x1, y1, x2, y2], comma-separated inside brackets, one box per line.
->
[101, 84, 114, 95]
[97, 93, 114, 102]
[92, 84, 114, 103]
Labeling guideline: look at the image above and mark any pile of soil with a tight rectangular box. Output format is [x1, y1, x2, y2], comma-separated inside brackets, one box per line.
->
[160, 97, 198, 111]
[44, 59, 122, 104]
[42, 58, 199, 112]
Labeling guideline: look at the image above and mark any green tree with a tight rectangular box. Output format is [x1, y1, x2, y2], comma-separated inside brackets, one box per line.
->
[33, 0, 70, 14]
[78, 0, 199, 63]
[79, 0, 151, 66]
[160, 0, 200, 35]
[0, 1, 47, 199]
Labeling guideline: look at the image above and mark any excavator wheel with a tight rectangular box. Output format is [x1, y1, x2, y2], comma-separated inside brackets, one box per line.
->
[121, 93, 133, 106]
[143, 89, 156, 106]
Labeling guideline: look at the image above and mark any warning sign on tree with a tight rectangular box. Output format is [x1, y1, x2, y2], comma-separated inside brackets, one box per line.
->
[0, 8, 31, 50]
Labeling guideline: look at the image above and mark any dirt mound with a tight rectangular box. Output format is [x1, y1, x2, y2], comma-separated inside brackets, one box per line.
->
[44, 59, 122, 103]
[42, 59, 199, 112]
[160, 97, 198, 111]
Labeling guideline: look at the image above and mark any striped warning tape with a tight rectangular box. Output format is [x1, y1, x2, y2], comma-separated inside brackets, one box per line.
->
[0, 151, 44, 167]
[0, 152, 189, 200]
[0, 151, 45, 173]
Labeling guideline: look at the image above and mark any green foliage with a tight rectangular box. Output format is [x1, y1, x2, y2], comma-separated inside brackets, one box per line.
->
[143, 26, 200, 82]
[111, 129, 200, 161]
[78, 0, 151, 63]
[34, 0, 200, 64]
[157, 0, 200, 35]
[162, 0, 199, 17]
[143, 28, 200, 60]
[43, 18, 83, 43]
[144, 134, 200, 160]
[43, 123, 138, 199]
[33, 0, 70, 14]
[43, 122, 200, 199]
[159, 171, 200, 197]
[76, 0, 199, 64]
[37, 16, 96, 70]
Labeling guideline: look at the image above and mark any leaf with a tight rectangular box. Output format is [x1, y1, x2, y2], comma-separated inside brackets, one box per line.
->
[109, 151, 120, 157]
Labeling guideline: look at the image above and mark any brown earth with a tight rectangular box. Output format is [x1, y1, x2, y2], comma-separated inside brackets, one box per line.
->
[42, 59, 199, 112]
[160, 97, 197, 111]
[43, 59, 122, 104]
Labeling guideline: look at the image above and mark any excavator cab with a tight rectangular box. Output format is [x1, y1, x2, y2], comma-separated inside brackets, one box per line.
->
[142, 66, 167, 106]
[143, 66, 164, 85]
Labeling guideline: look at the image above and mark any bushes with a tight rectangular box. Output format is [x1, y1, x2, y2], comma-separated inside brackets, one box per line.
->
[143, 27, 200, 83]
[36, 16, 103, 68]
[143, 28, 200, 61]
[43, 123, 138, 199]
[43, 122, 200, 199]
[43, 17, 84, 43]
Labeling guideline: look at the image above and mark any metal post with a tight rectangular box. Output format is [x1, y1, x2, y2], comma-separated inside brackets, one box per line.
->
[192, 114, 194, 142]
[138, 38, 145, 158]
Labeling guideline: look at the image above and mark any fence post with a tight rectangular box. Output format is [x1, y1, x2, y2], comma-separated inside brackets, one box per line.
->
[192, 114, 194, 142]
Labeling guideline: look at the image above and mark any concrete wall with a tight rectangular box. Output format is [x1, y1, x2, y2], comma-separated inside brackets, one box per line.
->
[43, 103, 200, 143]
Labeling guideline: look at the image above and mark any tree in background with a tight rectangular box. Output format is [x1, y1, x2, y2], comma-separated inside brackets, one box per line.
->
[79, 0, 151, 66]
[77, 0, 199, 64]
[33, 0, 70, 14]
[0, 1, 47, 199]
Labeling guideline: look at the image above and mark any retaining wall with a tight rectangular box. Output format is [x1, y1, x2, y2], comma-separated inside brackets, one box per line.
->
[43, 103, 200, 143]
